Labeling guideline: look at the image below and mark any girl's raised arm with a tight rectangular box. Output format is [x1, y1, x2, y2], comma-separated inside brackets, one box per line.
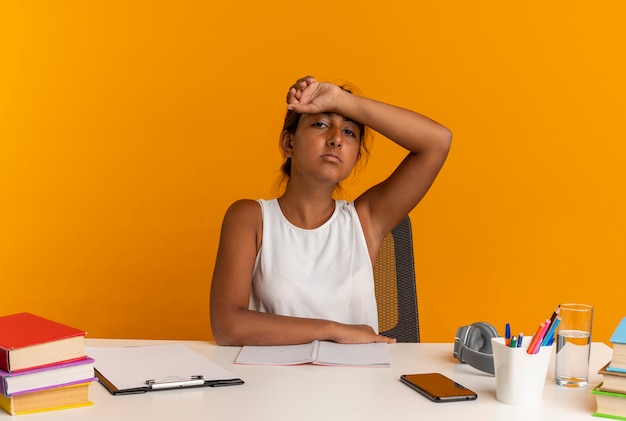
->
[287, 76, 452, 250]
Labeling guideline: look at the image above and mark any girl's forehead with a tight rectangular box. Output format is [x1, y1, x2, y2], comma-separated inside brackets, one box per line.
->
[301, 112, 359, 125]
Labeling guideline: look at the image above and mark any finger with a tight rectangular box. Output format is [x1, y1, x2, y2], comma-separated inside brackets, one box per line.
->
[298, 82, 320, 105]
[287, 85, 306, 101]
[286, 76, 318, 107]
[293, 76, 316, 96]
[286, 87, 305, 105]
[295, 76, 315, 87]
[287, 102, 307, 112]
[377, 335, 396, 344]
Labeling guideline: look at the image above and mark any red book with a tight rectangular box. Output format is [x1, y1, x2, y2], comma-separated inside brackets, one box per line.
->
[0, 313, 86, 373]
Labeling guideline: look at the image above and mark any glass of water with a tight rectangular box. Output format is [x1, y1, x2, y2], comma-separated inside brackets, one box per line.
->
[555, 303, 593, 387]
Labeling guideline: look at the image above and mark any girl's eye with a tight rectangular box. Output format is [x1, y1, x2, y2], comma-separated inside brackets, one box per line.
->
[313, 122, 328, 128]
[343, 129, 356, 137]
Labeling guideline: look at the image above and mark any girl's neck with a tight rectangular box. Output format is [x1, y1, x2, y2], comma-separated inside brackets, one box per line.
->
[277, 187, 336, 229]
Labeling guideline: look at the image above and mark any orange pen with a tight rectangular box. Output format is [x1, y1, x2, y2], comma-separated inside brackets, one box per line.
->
[526, 321, 544, 354]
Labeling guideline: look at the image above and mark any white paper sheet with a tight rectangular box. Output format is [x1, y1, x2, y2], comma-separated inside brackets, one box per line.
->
[86, 344, 240, 390]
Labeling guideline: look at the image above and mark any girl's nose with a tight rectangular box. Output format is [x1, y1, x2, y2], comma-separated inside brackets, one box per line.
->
[326, 128, 342, 148]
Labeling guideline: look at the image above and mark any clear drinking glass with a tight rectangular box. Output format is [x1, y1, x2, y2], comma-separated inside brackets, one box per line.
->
[554, 303, 593, 387]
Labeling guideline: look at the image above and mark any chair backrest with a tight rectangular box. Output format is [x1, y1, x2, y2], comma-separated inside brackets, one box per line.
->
[373, 216, 420, 343]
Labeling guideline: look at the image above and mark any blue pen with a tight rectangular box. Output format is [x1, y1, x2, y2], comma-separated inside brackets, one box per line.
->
[517, 333, 523, 348]
[541, 317, 561, 346]
[505, 323, 511, 346]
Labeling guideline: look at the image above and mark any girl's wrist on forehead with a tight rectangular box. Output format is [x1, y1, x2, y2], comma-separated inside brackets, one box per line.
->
[333, 90, 364, 119]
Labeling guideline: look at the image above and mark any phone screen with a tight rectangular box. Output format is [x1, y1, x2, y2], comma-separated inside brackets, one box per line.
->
[400, 373, 477, 402]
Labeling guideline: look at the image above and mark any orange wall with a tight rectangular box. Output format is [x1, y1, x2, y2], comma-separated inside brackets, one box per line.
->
[1, 2, 624, 344]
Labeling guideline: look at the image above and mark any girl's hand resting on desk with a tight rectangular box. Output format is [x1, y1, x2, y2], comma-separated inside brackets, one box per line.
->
[332, 324, 397, 344]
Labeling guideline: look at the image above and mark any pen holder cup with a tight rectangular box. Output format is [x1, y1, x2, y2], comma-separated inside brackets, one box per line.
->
[491, 337, 553, 406]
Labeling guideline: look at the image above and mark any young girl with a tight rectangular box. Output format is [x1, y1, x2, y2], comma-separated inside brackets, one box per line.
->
[210, 76, 452, 346]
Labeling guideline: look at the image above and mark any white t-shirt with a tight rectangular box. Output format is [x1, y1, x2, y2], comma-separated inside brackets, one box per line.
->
[249, 199, 379, 332]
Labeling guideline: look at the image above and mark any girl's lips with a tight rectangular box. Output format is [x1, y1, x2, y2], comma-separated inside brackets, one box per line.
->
[321, 153, 342, 163]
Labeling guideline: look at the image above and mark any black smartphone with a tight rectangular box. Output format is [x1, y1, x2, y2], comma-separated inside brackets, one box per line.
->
[400, 373, 477, 402]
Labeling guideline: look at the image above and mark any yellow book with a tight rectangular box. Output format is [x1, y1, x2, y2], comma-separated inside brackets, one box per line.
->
[0, 382, 93, 415]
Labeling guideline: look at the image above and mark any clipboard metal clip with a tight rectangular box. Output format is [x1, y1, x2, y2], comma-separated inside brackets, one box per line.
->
[146, 375, 205, 390]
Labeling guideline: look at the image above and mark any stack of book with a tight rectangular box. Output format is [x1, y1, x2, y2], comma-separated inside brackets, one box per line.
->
[0, 312, 96, 415]
[593, 317, 626, 420]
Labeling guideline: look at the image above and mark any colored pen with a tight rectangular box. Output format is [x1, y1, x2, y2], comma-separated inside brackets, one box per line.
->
[549, 306, 560, 326]
[517, 333, 524, 348]
[505, 323, 511, 346]
[526, 321, 547, 355]
[529, 320, 551, 354]
[509, 336, 518, 348]
[537, 319, 552, 345]
[541, 317, 561, 346]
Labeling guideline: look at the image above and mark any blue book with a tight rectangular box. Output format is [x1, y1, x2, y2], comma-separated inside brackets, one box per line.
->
[611, 318, 626, 345]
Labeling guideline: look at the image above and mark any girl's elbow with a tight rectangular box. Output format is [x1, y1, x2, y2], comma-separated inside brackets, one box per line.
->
[435, 127, 452, 157]
[213, 335, 236, 346]
[211, 317, 244, 346]
[212, 329, 239, 346]
[440, 127, 453, 148]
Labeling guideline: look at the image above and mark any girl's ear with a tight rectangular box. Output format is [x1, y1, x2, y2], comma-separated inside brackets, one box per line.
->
[280, 130, 294, 157]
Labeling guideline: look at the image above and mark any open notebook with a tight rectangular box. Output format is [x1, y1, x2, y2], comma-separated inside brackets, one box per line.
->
[235, 340, 391, 367]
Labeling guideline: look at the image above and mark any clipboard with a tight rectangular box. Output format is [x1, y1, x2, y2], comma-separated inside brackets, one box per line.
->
[86, 344, 244, 395]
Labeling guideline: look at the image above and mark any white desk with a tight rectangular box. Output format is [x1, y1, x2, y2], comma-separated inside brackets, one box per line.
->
[2, 339, 612, 421]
